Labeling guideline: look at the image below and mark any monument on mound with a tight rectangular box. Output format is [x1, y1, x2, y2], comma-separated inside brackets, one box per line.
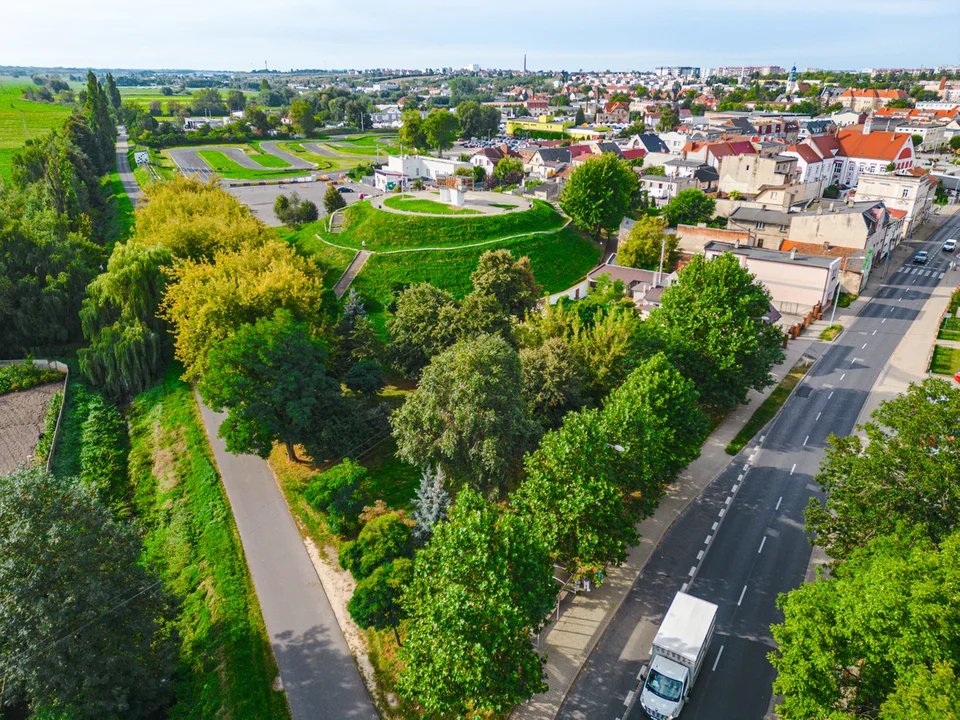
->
[437, 175, 474, 207]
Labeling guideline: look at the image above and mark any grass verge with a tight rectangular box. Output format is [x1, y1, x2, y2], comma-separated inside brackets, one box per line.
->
[939, 317, 960, 342]
[725, 358, 813, 455]
[930, 345, 960, 375]
[836, 292, 857, 308]
[383, 194, 481, 215]
[101, 167, 136, 251]
[127, 367, 290, 719]
[819, 324, 843, 342]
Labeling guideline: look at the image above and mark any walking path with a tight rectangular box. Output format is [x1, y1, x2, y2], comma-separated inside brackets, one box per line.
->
[333, 251, 371, 299]
[513, 333, 818, 720]
[113, 137, 377, 720]
[197, 401, 378, 720]
[115, 130, 142, 203]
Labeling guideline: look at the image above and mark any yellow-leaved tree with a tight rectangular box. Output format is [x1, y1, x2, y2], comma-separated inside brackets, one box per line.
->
[162, 240, 329, 382]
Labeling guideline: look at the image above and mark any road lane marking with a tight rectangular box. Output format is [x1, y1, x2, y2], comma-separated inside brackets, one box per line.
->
[882, 318, 886, 323]
[804, 435, 809, 445]
[688, 566, 696, 576]
[940, 272, 945, 279]
[828, 391, 834, 399]
[816, 411, 822, 421]
[719, 508, 725, 518]
[705, 535, 713, 544]
[776, 496, 783, 510]
[790, 463, 796, 475]
[891, 307, 895, 313]
[738, 585, 748, 605]
[758, 537, 767, 554]
[840, 373, 846, 381]
[738, 473, 744, 481]
[697, 550, 704, 560]
[680, 583, 688, 593]
[759, 435, 765, 443]
[862, 343, 867, 349]
[732, 483, 739, 492]
[712, 522, 718, 531]
[873, 330, 877, 335]
[725, 496, 732, 505]
[624, 690, 634, 707]
[712, 645, 725, 671]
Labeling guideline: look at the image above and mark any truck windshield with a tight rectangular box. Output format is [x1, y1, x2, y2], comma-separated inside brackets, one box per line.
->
[647, 669, 683, 702]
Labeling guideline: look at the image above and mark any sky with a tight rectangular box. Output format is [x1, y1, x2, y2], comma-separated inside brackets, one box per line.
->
[5, 0, 960, 73]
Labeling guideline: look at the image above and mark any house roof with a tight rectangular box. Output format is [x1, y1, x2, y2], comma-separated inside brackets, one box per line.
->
[729, 207, 792, 226]
[534, 148, 572, 163]
[677, 224, 750, 243]
[693, 166, 720, 183]
[836, 127, 912, 161]
[587, 263, 662, 287]
[706, 241, 840, 268]
[621, 148, 646, 160]
[603, 101, 629, 113]
[633, 134, 670, 153]
[806, 134, 843, 160]
[887, 208, 907, 219]
[839, 89, 908, 100]
[786, 144, 823, 164]
[778, 240, 863, 260]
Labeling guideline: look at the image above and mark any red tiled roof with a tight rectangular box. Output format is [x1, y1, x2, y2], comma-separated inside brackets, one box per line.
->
[888, 208, 907, 219]
[621, 149, 646, 160]
[786, 144, 823, 164]
[603, 101, 629, 113]
[779, 240, 860, 259]
[836, 127, 912, 162]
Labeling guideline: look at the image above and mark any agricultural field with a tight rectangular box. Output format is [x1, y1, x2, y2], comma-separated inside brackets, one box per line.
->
[118, 86, 259, 111]
[0, 80, 73, 180]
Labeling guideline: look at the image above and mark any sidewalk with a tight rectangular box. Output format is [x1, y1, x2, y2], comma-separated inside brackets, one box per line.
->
[513, 334, 818, 720]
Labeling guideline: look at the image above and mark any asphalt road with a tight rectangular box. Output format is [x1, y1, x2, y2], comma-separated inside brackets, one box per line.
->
[260, 140, 318, 169]
[559, 212, 960, 720]
[168, 145, 270, 181]
[196, 401, 378, 720]
[115, 130, 142, 203]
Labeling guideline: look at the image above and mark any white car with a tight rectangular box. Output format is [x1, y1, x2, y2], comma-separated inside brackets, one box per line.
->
[945, 239, 957, 253]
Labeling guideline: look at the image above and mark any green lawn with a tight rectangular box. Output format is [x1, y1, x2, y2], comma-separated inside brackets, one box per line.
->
[726, 359, 813, 455]
[489, 202, 519, 209]
[195, 149, 309, 180]
[350, 226, 601, 313]
[383, 194, 480, 215]
[127, 369, 290, 719]
[278, 224, 357, 289]
[321, 142, 397, 157]
[313, 199, 565, 252]
[939, 317, 960, 342]
[248, 142, 292, 168]
[275, 141, 365, 171]
[100, 168, 136, 252]
[0, 82, 73, 180]
[339, 134, 399, 147]
[931, 345, 960, 375]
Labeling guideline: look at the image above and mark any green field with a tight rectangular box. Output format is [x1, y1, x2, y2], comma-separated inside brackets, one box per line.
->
[322, 199, 566, 251]
[383, 194, 480, 215]
[247, 142, 292, 168]
[275, 141, 367, 171]
[278, 224, 357, 288]
[349, 227, 601, 313]
[195, 149, 309, 180]
[0, 81, 73, 180]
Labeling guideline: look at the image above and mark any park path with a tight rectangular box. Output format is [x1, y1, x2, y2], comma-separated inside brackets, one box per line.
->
[333, 251, 371, 299]
[196, 402, 378, 720]
[113, 136, 379, 720]
[115, 130, 142, 203]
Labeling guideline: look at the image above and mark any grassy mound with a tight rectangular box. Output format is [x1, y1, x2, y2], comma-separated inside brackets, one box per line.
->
[383, 195, 481, 215]
[323, 199, 565, 251]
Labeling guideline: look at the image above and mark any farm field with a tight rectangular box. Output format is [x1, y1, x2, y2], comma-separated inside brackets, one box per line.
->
[316, 198, 566, 251]
[0, 81, 73, 180]
[195, 149, 309, 180]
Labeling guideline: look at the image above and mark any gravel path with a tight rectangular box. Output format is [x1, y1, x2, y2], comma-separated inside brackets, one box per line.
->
[0, 382, 63, 476]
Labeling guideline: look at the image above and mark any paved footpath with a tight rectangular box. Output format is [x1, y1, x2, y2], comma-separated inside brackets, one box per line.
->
[513, 332, 818, 720]
[115, 130, 142, 203]
[197, 401, 378, 720]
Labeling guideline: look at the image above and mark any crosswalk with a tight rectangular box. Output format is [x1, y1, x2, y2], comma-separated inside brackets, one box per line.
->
[895, 266, 945, 279]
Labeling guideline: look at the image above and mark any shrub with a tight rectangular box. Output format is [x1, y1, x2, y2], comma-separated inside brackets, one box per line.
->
[304, 458, 369, 535]
[79, 395, 128, 504]
[0, 361, 62, 396]
[339, 512, 414, 580]
[344, 360, 385, 397]
[33, 391, 63, 465]
[324, 185, 347, 214]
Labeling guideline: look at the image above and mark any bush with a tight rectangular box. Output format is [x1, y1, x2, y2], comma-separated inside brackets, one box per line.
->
[274, 192, 319, 226]
[0, 361, 62, 396]
[33, 390, 63, 465]
[304, 458, 369, 535]
[345, 360, 386, 397]
[324, 185, 348, 214]
[338, 511, 414, 580]
[79, 395, 128, 504]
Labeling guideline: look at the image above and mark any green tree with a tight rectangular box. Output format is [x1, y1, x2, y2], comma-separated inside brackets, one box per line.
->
[197, 309, 341, 462]
[398, 488, 554, 717]
[411, 467, 450, 541]
[560, 153, 640, 237]
[387, 283, 460, 376]
[303, 459, 370, 535]
[600, 353, 708, 512]
[771, 526, 960, 720]
[455, 100, 482, 138]
[392, 334, 536, 494]
[949, 135, 960, 152]
[470, 248, 540, 317]
[519, 336, 586, 429]
[912, 133, 924, 147]
[345, 359, 385, 397]
[479, 105, 501, 136]
[274, 191, 319, 226]
[806, 378, 960, 562]
[424, 109, 459, 156]
[105, 72, 121, 110]
[0, 465, 174, 719]
[84, 70, 115, 173]
[348, 557, 413, 643]
[472, 163, 487, 187]
[574, 106, 586, 125]
[399, 109, 427, 150]
[323, 183, 347, 214]
[651, 253, 785, 412]
[512, 408, 639, 572]
[822, 184, 840, 199]
[225, 89, 247, 112]
[190, 88, 227, 116]
[289, 98, 316, 135]
[339, 512, 414, 580]
[618, 215, 678, 270]
[493, 156, 524, 183]
[657, 106, 680, 131]
[663, 188, 716, 227]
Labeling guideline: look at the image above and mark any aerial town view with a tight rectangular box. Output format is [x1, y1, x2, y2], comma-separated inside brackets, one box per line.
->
[3, 2, 960, 719]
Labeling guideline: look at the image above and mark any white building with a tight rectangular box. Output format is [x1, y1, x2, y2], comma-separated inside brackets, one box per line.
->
[374, 154, 470, 190]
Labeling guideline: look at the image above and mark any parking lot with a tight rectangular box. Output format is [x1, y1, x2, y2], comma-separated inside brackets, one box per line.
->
[225, 178, 377, 226]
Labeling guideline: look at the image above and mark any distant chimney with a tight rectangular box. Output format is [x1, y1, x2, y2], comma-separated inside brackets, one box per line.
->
[790, 248, 797, 260]
[735, 238, 741, 248]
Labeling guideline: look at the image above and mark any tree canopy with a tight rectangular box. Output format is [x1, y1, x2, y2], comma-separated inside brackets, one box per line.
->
[663, 188, 716, 227]
[560, 153, 639, 237]
[618, 215, 678, 270]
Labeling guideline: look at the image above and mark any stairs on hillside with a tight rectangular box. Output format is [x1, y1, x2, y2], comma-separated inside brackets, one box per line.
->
[333, 250, 371, 299]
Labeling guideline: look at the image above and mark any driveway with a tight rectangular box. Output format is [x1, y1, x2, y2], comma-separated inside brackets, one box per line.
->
[197, 402, 378, 720]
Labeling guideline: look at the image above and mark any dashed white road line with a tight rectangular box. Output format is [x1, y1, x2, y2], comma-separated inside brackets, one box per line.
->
[816, 411, 822, 421]
[688, 566, 696, 577]
[840, 373, 846, 381]
[803, 435, 809, 446]
[862, 343, 867, 349]
[776, 496, 783, 510]
[758, 537, 767, 554]
[711, 522, 718, 531]
[828, 391, 834, 399]
[705, 535, 713, 544]
[712, 645, 725, 672]
[737, 585, 748, 606]
[790, 463, 796, 475]
[624, 690, 634, 707]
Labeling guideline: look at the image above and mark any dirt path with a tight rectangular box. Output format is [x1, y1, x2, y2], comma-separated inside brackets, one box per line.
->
[0, 382, 63, 476]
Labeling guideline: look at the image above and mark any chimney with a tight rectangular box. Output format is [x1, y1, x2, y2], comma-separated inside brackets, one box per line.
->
[829, 201, 835, 212]
[735, 238, 741, 248]
[790, 248, 797, 260]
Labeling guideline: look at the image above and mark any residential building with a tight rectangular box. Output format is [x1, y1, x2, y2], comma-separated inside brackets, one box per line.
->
[894, 122, 948, 152]
[855, 170, 938, 239]
[837, 88, 909, 112]
[505, 116, 570, 135]
[597, 101, 630, 125]
[718, 154, 799, 197]
[676, 224, 750, 254]
[636, 173, 697, 206]
[656, 131, 688, 153]
[525, 99, 551, 117]
[470, 145, 523, 176]
[374, 155, 470, 190]
[781, 143, 830, 196]
[704, 241, 841, 316]
[728, 207, 793, 248]
[625, 133, 670, 154]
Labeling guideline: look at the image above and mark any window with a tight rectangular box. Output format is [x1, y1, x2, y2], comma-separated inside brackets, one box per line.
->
[771, 192, 778, 199]
[756, 239, 764, 248]
[902, 188, 910, 198]
[779, 224, 788, 232]
[756, 222, 766, 229]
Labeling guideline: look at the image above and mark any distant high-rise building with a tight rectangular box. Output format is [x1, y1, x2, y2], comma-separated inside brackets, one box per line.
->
[524, 54, 527, 73]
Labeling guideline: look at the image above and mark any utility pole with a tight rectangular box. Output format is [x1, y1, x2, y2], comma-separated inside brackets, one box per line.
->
[656, 235, 667, 286]
[829, 263, 843, 325]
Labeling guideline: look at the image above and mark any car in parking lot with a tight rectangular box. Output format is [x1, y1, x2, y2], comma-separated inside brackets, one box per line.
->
[337, 186, 354, 194]
[914, 250, 928, 264]
[945, 239, 957, 253]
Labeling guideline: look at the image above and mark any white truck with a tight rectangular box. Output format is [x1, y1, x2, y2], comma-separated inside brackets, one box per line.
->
[639, 591, 718, 719]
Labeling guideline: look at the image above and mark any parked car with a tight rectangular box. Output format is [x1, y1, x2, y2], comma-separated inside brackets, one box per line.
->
[945, 239, 957, 253]
[337, 186, 354, 194]
[914, 250, 929, 264]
